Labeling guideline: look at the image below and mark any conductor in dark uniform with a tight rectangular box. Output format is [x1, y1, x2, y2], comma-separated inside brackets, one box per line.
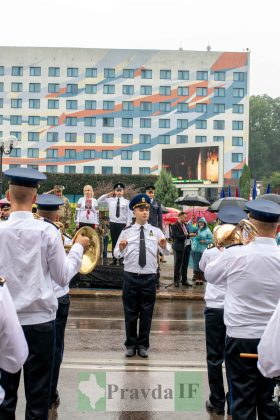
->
[145, 186, 163, 230]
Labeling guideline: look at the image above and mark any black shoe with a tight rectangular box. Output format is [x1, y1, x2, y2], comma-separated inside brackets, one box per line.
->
[125, 347, 136, 357]
[182, 281, 192, 288]
[110, 260, 117, 266]
[138, 347, 149, 358]
[205, 400, 225, 415]
[174, 282, 179, 287]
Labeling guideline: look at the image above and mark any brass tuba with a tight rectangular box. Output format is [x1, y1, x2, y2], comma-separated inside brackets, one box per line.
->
[214, 219, 259, 249]
[70, 226, 100, 274]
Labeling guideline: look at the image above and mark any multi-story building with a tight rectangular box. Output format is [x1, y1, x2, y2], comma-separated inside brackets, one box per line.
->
[0, 46, 249, 194]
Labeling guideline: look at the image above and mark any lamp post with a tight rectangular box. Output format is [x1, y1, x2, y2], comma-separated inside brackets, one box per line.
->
[0, 136, 18, 198]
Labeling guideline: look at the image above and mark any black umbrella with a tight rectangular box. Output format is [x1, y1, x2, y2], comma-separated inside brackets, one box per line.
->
[257, 193, 280, 204]
[175, 195, 210, 207]
[161, 204, 169, 214]
[209, 197, 248, 212]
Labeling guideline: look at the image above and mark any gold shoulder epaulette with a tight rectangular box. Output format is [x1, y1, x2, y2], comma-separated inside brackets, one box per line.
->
[0, 276, 6, 287]
[207, 243, 215, 249]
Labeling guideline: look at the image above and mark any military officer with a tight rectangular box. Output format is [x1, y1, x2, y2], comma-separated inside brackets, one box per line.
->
[0, 168, 89, 420]
[53, 185, 72, 228]
[204, 199, 280, 420]
[98, 183, 132, 265]
[0, 199, 11, 221]
[145, 185, 163, 230]
[114, 194, 170, 358]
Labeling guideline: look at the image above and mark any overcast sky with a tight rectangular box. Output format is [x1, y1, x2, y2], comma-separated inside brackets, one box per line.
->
[1, 0, 279, 97]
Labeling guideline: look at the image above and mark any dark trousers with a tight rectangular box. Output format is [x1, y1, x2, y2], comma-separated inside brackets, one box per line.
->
[122, 271, 157, 349]
[205, 307, 228, 410]
[50, 294, 70, 406]
[0, 320, 55, 420]
[225, 336, 279, 420]
[110, 222, 126, 259]
[78, 222, 96, 229]
[103, 236, 109, 258]
[173, 245, 191, 284]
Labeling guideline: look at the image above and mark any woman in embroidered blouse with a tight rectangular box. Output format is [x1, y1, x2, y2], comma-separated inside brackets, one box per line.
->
[75, 185, 99, 229]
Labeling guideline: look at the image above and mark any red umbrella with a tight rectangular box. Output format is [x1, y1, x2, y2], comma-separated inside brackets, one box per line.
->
[184, 208, 217, 223]
[163, 212, 178, 224]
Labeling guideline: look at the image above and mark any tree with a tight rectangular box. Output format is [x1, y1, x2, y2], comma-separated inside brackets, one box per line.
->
[239, 164, 251, 199]
[155, 169, 178, 206]
[263, 172, 280, 194]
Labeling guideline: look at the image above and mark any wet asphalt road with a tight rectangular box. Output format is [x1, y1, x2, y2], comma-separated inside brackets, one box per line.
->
[16, 297, 229, 419]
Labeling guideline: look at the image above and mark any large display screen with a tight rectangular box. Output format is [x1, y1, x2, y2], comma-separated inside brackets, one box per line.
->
[162, 146, 219, 184]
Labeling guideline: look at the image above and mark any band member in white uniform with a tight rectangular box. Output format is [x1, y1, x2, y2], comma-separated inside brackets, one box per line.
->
[75, 185, 99, 229]
[204, 199, 280, 420]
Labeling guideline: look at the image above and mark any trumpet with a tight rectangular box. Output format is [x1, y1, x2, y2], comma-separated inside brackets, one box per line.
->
[214, 219, 259, 249]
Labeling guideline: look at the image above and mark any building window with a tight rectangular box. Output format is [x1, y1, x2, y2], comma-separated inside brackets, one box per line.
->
[102, 166, 113, 175]
[67, 67, 79, 77]
[67, 84, 78, 94]
[104, 68, 115, 78]
[232, 169, 243, 179]
[102, 150, 114, 159]
[159, 119, 170, 128]
[29, 99, 40, 109]
[48, 99, 59, 109]
[177, 103, 188, 113]
[178, 70, 189, 80]
[11, 82, 23, 92]
[66, 100, 78, 110]
[232, 153, 243, 162]
[46, 165, 58, 173]
[48, 67, 60, 77]
[65, 149, 76, 159]
[196, 103, 207, 113]
[159, 102, 171, 112]
[85, 68, 97, 77]
[121, 167, 132, 175]
[28, 132, 39, 141]
[176, 135, 188, 144]
[47, 132, 58, 142]
[121, 101, 133, 111]
[214, 71, 225, 81]
[10, 148, 21, 157]
[213, 120, 225, 130]
[158, 135, 170, 144]
[197, 87, 208, 96]
[64, 166, 76, 174]
[141, 69, 152, 79]
[0, 83, 3, 92]
[195, 119, 207, 129]
[122, 118, 133, 128]
[84, 166, 95, 174]
[85, 100, 96, 110]
[27, 165, 39, 170]
[46, 149, 58, 158]
[214, 103, 225, 113]
[103, 117, 114, 127]
[233, 104, 244, 113]
[102, 133, 114, 143]
[83, 150, 95, 159]
[48, 116, 59, 126]
[103, 101, 115, 110]
[85, 84, 97, 94]
[140, 101, 152, 112]
[0, 66, 4, 76]
[121, 150, 133, 160]
[29, 83, 41, 93]
[232, 120, 244, 130]
[30, 67, 41, 76]
[233, 88, 244, 98]
[103, 84, 115, 94]
[11, 99, 22, 108]
[0, 115, 2, 125]
[140, 118, 151, 128]
[160, 70, 171, 79]
[12, 66, 23, 76]
[213, 136, 224, 142]
[84, 117, 96, 127]
[84, 133, 96, 143]
[122, 85, 134, 95]
[233, 72, 245, 82]
[10, 131, 22, 141]
[10, 115, 22, 125]
[139, 167, 150, 174]
[178, 86, 189, 96]
[140, 134, 151, 144]
[120, 134, 132, 144]
[141, 85, 152, 95]
[197, 71, 208, 80]
[28, 148, 39, 158]
[65, 133, 77, 142]
[232, 136, 243, 146]
[195, 136, 207, 143]
[48, 83, 59, 93]
[178, 119, 189, 129]
[65, 117, 77, 126]
[214, 87, 225, 97]
[139, 151, 151, 160]
[123, 69, 134, 78]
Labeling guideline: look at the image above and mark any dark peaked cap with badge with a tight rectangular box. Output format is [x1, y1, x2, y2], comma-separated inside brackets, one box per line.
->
[218, 206, 248, 225]
[36, 194, 64, 211]
[145, 185, 155, 191]
[129, 194, 151, 211]
[246, 199, 280, 223]
[4, 168, 47, 188]
[113, 183, 125, 190]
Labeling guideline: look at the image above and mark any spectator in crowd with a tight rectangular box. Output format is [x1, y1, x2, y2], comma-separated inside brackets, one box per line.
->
[191, 217, 213, 285]
[75, 185, 99, 229]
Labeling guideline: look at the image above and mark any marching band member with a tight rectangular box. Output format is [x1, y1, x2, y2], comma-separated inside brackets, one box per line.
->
[204, 199, 280, 420]
[0, 199, 11, 221]
[114, 194, 170, 358]
[0, 168, 89, 420]
[200, 206, 248, 417]
[75, 185, 99, 229]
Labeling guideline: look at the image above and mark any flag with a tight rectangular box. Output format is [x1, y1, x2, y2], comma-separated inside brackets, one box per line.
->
[220, 188, 225, 198]
[252, 179, 257, 200]
[235, 187, 239, 197]
[228, 185, 231, 197]
[266, 184, 271, 194]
